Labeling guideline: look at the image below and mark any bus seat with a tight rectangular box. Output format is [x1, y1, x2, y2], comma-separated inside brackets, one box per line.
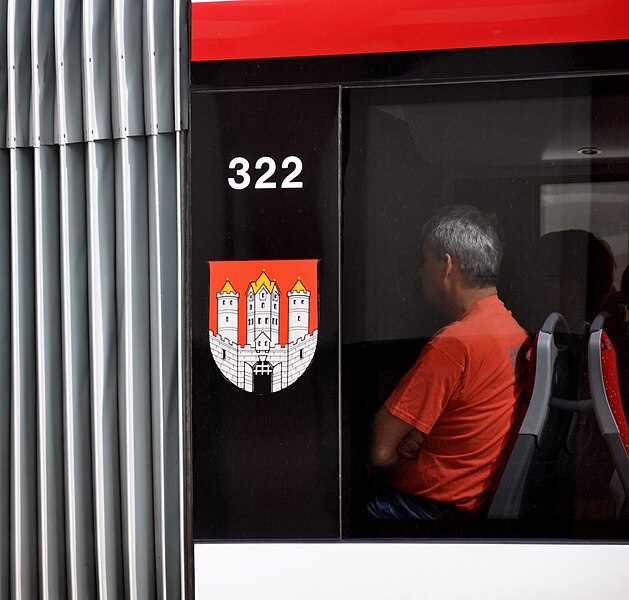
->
[588, 313, 629, 516]
[488, 312, 570, 519]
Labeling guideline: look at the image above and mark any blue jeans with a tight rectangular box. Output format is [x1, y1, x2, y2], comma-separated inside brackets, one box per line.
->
[367, 489, 465, 520]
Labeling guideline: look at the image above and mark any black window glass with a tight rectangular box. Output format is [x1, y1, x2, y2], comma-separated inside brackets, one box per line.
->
[343, 76, 629, 539]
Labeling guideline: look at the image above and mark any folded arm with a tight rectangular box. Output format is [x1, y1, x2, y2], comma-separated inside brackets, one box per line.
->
[370, 405, 426, 468]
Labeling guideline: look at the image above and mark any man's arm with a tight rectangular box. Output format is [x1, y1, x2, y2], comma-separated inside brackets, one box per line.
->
[370, 405, 426, 468]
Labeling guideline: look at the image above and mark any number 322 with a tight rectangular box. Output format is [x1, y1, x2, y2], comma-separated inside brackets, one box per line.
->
[228, 156, 303, 190]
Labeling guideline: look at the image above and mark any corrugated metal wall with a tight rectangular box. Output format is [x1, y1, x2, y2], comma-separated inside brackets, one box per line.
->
[0, 1, 188, 598]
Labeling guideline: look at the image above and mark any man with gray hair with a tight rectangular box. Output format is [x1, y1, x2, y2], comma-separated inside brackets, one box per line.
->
[369, 205, 529, 518]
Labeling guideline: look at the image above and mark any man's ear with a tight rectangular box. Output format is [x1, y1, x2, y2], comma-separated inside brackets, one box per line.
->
[442, 253, 454, 279]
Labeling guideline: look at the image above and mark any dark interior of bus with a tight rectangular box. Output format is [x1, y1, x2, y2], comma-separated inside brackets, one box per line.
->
[191, 44, 629, 540]
[342, 74, 629, 538]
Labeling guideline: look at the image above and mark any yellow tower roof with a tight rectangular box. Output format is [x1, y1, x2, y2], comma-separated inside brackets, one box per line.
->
[248, 269, 278, 294]
[219, 278, 237, 294]
[290, 277, 308, 293]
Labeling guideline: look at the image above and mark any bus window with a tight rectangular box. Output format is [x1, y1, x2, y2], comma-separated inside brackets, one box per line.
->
[342, 74, 629, 538]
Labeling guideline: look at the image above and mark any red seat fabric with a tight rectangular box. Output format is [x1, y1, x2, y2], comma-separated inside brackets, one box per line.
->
[599, 331, 629, 456]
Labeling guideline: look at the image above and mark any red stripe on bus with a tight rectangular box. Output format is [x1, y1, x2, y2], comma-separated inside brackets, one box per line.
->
[192, 0, 629, 62]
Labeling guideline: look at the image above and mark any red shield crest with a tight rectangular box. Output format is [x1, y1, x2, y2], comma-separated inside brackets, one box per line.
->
[208, 259, 319, 393]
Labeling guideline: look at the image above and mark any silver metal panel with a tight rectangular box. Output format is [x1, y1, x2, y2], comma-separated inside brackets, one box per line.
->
[1, 3, 188, 596]
[0, 1, 8, 145]
[34, 145, 67, 599]
[6, 1, 31, 148]
[86, 139, 125, 600]
[176, 129, 186, 600]
[143, 0, 159, 135]
[115, 135, 156, 600]
[148, 133, 180, 600]
[54, 0, 84, 145]
[30, 0, 56, 146]
[10, 147, 38, 599]
[144, 0, 175, 134]
[175, 0, 188, 131]
[111, 0, 144, 139]
[0, 149, 11, 600]
[81, 0, 112, 141]
[60, 142, 97, 600]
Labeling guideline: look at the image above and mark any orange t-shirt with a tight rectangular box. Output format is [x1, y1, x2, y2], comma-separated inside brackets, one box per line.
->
[385, 295, 529, 513]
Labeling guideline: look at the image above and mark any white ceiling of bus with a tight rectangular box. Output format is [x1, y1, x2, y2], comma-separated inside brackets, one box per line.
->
[378, 92, 629, 166]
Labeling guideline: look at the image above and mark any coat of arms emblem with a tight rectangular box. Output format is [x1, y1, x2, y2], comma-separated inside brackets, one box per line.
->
[208, 259, 319, 393]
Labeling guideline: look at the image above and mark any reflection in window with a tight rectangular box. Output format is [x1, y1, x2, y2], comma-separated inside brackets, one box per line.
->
[541, 182, 629, 287]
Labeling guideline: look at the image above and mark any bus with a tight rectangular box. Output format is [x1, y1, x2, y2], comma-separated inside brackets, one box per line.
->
[189, 1, 629, 597]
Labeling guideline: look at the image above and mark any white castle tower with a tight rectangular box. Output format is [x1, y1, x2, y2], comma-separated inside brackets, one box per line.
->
[246, 270, 280, 351]
[217, 278, 239, 343]
[287, 277, 310, 343]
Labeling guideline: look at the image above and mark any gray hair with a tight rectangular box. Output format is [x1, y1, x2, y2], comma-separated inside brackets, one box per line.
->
[422, 204, 502, 288]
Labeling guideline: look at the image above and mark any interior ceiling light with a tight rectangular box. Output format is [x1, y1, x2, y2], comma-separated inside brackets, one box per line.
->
[577, 146, 602, 156]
